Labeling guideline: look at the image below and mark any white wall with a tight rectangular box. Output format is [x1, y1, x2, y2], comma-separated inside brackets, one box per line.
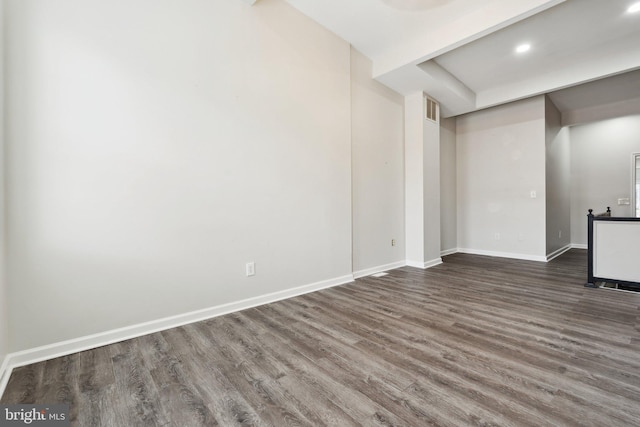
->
[570, 115, 640, 245]
[423, 109, 441, 264]
[456, 96, 547, 260]
[0, 0, 10, 374]
[405, 93, 426, 264]
[562, 98, 640, 127]
[545, 96, 571, 257]
[4, 0, 353, 351]
[593, 221, 640, 283]
[350, 47, 405, 277]
[440, 117, 457, 254]
[405, 93, 441, 268]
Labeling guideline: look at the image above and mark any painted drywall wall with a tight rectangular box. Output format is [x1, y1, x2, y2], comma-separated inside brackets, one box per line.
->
[405, 93, 426, 264]
[456, 96, 546, 260]
[593, 221, 640, 283]
[423, 108, 441, 264]
[350, 47, 405, 276]
[405, 93, 442, 268]
[440, 117, 457, 254]
[5, 0, 352, 351]
[570, 115, 640, 245]
[562, 97, 640, 127]
[0, 0, 9, 373]
[545, 96, 571, 257]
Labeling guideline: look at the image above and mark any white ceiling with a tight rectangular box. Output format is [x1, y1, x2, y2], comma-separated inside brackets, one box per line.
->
[285, 0, 640, 118]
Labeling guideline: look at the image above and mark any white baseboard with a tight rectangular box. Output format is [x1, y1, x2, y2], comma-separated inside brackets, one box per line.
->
[406, 258, 443, 269]
[457, 248, 547, 262]
[0, 354, 10, 399]
[546, 244, 572, 262]
[0, 273, 354, 397]
[571, 243, 588, 250]
[440, 248, 458, 257]
[353, 261, 406, 279]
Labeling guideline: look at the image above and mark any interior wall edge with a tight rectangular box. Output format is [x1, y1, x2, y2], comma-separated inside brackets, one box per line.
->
[440, 248, 458, 257]
[546, 244, 572, 262]
[0, 355, 10, 400]
[457, 248, 547, 263]
[406, 257, 443, 269]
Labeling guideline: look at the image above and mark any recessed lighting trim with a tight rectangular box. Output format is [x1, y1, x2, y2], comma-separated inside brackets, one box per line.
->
[516, 43, 531, 53]
[628, 2, 640, 13]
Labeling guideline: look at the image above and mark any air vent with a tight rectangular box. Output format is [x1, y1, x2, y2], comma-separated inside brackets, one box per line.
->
[425, 97, 438, 122]
[371, 272, 389, 278]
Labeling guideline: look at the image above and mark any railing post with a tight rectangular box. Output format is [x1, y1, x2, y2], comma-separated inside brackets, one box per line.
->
[585, 209, 596, 288]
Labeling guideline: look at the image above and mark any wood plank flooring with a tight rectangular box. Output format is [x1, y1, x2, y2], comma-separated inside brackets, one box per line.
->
[3, 249, 640, 426]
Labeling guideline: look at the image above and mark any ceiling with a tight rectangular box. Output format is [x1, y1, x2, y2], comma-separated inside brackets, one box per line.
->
[285, 0, 640, 118]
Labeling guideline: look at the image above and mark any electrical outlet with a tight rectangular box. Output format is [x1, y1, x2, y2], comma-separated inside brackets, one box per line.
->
[391, 239, 396, 247]
[246, 262, 255, 277]
[494, 233, 501, 240]
[530, 190, 537, 199]
[558, 230, 562, 238]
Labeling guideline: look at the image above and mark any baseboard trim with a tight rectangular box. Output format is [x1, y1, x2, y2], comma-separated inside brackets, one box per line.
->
[353, 261, 406, 279]
[457, 248, 547, 263]
[571, 243, 588, 250]
[546, 244, 572, 262]
[440, 248, 458, 257]
[406, 258, 443, 269]
[0, 273, 354, 395]
[0, 354, 10, 399]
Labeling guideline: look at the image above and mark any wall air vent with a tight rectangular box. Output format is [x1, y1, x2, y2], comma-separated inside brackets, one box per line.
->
[371, 272, 389, 278]
[425, 97, 438, 122]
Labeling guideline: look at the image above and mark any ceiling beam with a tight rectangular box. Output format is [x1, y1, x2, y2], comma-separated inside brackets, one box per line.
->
[372, 0, 565, 78]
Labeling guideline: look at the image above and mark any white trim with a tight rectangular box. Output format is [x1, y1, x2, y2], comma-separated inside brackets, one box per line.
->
[571, 243, 588, 250]
[440, 248, 458, 257]
[546, 244, 572, 262]
[599, 285, 640, 294]
[353, 261, 406, 279]
[0, 273, 354, 387]
[457, 248, 547, 262]
[0, 354, 11, 398]
[631, 152, 639, 219]
[406, 258, 443, 269]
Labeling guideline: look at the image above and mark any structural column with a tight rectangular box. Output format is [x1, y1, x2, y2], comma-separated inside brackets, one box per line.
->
[404, 92, 442, 268]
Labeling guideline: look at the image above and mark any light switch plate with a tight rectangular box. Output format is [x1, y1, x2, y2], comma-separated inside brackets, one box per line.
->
[246, 262, 255, 276]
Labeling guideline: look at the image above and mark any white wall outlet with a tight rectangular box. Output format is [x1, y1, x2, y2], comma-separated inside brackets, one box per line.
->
[494, 233, 501, 240]
[530, 190, 537, 199]
[618, 198, 630, 205]
[558, 230, 562, 238]
[246, 262, 255, 277]
[391, 239, 396, 247]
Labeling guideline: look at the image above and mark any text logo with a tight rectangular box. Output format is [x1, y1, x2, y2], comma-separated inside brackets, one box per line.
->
[1, 405, 69, 426]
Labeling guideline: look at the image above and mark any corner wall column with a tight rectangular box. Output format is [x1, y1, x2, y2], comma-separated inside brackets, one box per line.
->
[404, 92, 442, 268]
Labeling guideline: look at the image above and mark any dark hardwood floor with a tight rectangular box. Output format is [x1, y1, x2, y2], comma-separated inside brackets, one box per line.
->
[3, 249, 640, 426]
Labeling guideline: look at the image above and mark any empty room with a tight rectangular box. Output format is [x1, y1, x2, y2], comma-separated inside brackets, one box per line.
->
[1, 0, 640, 425]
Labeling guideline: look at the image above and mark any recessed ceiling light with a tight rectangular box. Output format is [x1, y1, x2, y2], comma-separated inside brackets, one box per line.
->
[628, 2, 640, 13]
[516, 44, 531, 53]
